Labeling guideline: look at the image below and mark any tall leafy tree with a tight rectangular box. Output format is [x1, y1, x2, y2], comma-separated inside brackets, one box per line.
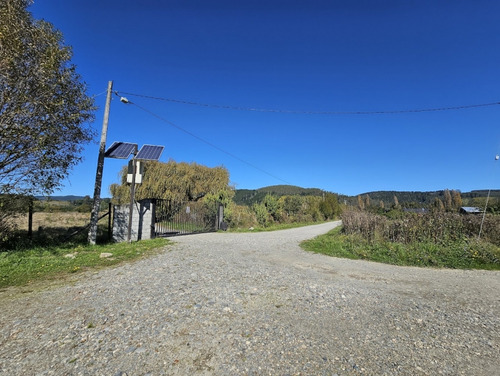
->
[364, 194, 371, 208]
[357, 195, 365, 210]
[393, 195, 400, 210]
[451, 190, 462, 211]
[319, 193, 341, 219]
[443, 189, 453, 211]
[263, 193, 281, 222]
[0, 0, 95, 196]
[433, 197, 445, 212]
[110, 160, 233, 204]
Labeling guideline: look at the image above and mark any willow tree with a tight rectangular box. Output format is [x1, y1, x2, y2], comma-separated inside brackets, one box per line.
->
[0, 0, 95, 196]
[110, 160, 234, 204]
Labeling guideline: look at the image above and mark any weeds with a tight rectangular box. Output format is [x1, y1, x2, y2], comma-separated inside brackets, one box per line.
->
[341, 209, 500, 246]
[301, 211, 500, 270]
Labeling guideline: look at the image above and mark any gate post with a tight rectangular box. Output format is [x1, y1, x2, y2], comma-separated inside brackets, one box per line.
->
[216, 202, 224, 230]
[108, 202, 112, 241]
[150, 199, 157, 239]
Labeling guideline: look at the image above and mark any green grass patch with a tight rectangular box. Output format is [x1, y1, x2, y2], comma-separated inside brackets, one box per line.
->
[301, 226, 500, 270]
[0, 238, 170, 288]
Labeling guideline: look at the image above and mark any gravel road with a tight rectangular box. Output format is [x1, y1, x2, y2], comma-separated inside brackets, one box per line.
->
[0, 222, 499, 375]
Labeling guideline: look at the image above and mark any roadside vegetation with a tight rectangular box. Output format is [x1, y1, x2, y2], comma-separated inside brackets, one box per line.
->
[302, 209, 500, 270]
[226, 191, 342, 230]
[3, 181, 500, 291]
[0, 238, 169, 289]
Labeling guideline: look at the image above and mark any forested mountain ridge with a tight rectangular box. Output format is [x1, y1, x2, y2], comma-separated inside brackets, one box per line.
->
[233, 185, 326, 205]
[354, 190, 500, 206]
[37, 187, 500, 208]
[234, 186, 500, 207]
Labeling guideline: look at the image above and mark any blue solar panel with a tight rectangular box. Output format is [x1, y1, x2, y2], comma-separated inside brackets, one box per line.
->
[135, 144, 164, 161]
[105, 142, 137, 159]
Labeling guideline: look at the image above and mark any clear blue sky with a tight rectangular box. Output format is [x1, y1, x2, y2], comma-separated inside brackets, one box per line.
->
[30, 0, 500, 197]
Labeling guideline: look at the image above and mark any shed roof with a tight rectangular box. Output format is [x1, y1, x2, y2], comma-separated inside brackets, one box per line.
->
[460, 207, 483, 214]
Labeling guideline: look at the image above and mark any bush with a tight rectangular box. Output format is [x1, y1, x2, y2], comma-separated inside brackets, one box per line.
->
[253, 202, 270, 227]
[226, 204, 257, 229]
[0, 195, 32, 246]
[341, 209, 500, 247]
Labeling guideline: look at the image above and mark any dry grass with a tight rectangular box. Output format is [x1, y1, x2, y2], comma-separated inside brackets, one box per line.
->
[11, 212, 91, 231]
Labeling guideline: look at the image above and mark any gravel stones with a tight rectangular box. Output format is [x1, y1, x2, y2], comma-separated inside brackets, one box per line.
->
[0, 222, 499, 375]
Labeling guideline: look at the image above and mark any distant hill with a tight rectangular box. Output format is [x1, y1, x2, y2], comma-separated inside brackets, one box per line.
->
[234, 185, 326, 205]
[234, 186, 500, 207]
[36, 195, 87, 202]
[344, 189, 500, 207]
[35, 188, 500, 207]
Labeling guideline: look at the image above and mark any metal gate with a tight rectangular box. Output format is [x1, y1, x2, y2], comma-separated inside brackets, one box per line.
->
[153, 199, 221, 237]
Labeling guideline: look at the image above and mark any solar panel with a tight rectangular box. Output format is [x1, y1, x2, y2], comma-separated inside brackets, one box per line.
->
[135, 144, 164, 161]
[104, 142, 137, 159]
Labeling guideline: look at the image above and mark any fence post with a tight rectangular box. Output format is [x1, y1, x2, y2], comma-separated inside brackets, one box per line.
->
[28, 198, 33, 239]
[108, 202, 112, 241]
[151, 199, 156, 239]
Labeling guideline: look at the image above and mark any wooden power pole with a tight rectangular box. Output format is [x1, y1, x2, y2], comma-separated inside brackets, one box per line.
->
[88, 81, 113, 245]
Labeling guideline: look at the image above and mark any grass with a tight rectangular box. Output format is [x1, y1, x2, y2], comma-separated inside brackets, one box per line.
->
[12, 211, 90, 231]
[6, 212, 111, 248]
[0, 238, 170, 289]
[301, 226, 500, 270]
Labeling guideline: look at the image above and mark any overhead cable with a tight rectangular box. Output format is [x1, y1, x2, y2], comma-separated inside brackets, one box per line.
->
[116, 91, 500, 115]
[117, 93, 293, 185]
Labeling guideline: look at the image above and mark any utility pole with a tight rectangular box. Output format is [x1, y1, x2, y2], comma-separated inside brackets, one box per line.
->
[88, 81, 113, 245]
[127, 148, 138, 242]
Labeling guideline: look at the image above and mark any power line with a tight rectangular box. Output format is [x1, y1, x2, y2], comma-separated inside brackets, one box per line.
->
[116, 90, 500, 115]
[92, 89, 109, 99]
[117, 94, 292, 185]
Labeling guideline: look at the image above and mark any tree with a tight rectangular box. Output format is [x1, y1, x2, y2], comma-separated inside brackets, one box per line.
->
[433, 197, 445, 212]
[0, 0, 95, 196]
[364, 194, 371, 208]
[0, 194, 31, 244]
[110, 160, 233, 204]
[319, 193, 341, 219]
[357, 195, 365, 210]
[443, 189, 453, 211]
[263, 194, 281, 222]
[393, 195, 400, 210]
[253, 202, 269, 227]
[279, 195, 304, 217]
[75, 195, 92, 213]
[451, 190, 462, 211]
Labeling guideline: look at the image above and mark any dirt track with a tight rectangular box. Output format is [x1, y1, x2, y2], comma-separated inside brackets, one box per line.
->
[1, 222, 499, 375]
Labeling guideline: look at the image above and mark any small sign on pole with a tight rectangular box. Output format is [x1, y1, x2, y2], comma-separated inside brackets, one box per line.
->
[127, 160, 143, 184]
